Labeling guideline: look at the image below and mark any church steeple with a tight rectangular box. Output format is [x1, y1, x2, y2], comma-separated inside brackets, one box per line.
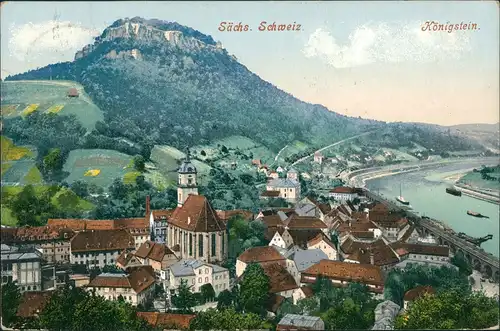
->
[177, 148, 198, 207]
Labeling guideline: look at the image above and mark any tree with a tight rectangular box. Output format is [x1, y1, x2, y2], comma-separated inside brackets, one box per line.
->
[238, 263, 270, 316]
[1, 281, 21, 327]
[200, 150, 206, 156]
[384, 263, 471, 307]
[171, 279, 197, 313]
[200, 283, 216, 304]
[189, 308, 266, 331]
[43, 148, 63, 173]
[39, 285, 151, 331]
[57, 189, 80, 211]
[133, 155, 146, 172]
[70, 180, 89, 198]
[394, 289, 499, 330]
[221, 145, 229, 154]
[216, 289, 234, 310]
[451, 251, 473, 276]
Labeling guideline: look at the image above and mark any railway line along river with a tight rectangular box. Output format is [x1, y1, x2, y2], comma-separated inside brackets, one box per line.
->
[365, 159, 500, 257]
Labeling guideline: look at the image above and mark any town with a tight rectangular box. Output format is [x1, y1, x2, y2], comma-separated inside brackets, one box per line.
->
[1, 153, 498, 330]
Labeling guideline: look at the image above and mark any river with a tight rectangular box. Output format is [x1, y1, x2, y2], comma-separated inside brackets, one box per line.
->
[366, 160, 500, 257]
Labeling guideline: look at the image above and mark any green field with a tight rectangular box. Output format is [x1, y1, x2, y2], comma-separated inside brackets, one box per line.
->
[151, 145, 212, 184]
[1, 136, 40, 184]
[63, 149, 133, 188]
[459, 168, 500, 191]
[1, 80, 104, 131]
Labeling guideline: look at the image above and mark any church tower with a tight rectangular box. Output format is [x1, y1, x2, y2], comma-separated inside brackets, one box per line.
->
[177, 149, 198, 207]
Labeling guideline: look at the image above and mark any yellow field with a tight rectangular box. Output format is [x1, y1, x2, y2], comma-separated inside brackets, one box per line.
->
[1, 136, 31, 161]
[21, 104, 40, 116]
[1, 104, 19, 116]
[47, 104, 65, 114]
[84, 169, 101, 177]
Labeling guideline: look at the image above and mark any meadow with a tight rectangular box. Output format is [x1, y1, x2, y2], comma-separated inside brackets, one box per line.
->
[1, 136, 40, 184]
[1, 81, 104, 131]
[63, 149, 133, 189]
[151, 145, 212, 184]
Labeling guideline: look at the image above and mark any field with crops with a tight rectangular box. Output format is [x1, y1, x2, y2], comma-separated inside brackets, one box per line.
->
[63, 149, 133, 188]
[0, 80, 104, 130]
[1, 136, 41, 184]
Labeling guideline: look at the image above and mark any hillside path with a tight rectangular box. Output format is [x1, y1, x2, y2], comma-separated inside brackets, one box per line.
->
[291, 130, 376, 167]
[270, 144, 289, 167]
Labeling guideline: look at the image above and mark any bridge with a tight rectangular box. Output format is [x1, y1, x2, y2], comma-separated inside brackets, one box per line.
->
[363, 189, 500, 282]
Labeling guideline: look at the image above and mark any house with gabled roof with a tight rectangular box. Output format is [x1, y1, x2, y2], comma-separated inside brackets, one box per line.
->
[167, 259, 229, 295]
[70, 229, 135, 269]
[266, 178, 301, 203]
[285, 248, 328, 286]
[236, 246, 286, 277]
[134, 240, 179, 280]
[277, 314, 325, 331]
[86, 267, 155, 306]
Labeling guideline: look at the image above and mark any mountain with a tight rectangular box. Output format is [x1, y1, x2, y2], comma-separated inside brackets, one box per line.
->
[4, 17, 482, 156]
[449, 123, 500, 153]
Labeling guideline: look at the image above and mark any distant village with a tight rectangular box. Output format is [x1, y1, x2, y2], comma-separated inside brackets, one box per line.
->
[0, 153, 477, 330]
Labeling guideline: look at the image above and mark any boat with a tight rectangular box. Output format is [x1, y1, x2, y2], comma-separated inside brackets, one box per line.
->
[457, 232, 493, 246]
[446, 187, 462, 197]
[467, 210, 489, 218]
[396, 183, 410, 205]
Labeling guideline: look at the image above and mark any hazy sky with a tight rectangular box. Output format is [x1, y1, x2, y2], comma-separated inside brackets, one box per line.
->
[1, 1, 499, 125]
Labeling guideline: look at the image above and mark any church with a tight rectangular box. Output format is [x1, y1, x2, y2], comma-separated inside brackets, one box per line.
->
[147, 151, 228, 264]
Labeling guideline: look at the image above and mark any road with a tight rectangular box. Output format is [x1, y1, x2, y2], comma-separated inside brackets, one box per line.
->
[270, 144, 289, 167]
[291, 131, 376, 167]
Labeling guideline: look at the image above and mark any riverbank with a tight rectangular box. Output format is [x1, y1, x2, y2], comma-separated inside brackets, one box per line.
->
[455, 184, 500, 205]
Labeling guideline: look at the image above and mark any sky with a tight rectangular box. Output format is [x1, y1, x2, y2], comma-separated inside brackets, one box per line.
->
[1, 1, 499, 126]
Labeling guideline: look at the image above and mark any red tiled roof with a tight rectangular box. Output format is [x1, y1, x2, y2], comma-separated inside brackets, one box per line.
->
[17, 291, 54, 318]
[261, 263, 299, 293]
[288, 229, 325, 248]
[261, 214, 285, 227]
[341, 237, 399, 266]
[216, 209, 253, 222]
[114, 218, 148, 230]
[88, 267, 155, 294]
[307, 232, 336, 250]
[330, 186, 357, 194]
[300, 286, 314, 298]
[152, 209, 174, 220]
[335, 221, 378, 234]
[404, 286, 435, 301]
[238, 246, 285, 263]
[137, 312, 196, 329]
[135, 241, 175, 262]
[351, 231, 375, 239]
[70, 229, 135, 252]
[285, 215, 327, 229]
[391, 243, 449, 257]
[168, 195, 226, 232]
[4, 225, 75, 244]
[302, 260, 384, 286]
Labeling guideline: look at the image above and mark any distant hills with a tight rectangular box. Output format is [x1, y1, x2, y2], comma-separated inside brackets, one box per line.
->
[4, 17, 485, 156]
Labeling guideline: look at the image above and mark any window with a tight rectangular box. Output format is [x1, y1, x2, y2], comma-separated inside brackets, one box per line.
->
[205, 277, 208, 283]
[192, 279, 195, 285]
[198, 277, 202, 283]
[211, 233, 216, 257]
[198, 234, 204, 256]
[205, 268, 209, 274]
[129, 296, 132, 301]
[189, 234, 193, 256]
[199, 270, 202, 275]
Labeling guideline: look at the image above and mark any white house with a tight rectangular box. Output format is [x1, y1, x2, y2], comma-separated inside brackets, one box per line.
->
[167, 259, 229, 295]
[1, 244, 43, 292]
[86, 267, 155, 306]
[70, 229, 136, 269]
[287, 168, 299, 181]
[329, 187, 358, 202]
[313, 152, 324, 164]
[276, 166, 285, 173]
[266, 178, 301, 202]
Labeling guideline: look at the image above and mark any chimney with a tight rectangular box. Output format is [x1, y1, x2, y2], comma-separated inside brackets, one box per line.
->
[369, 251, 375, 265]
[143, 277, 147, 282]
[145, 195, 151, 218]
[187, 216, 191, 225]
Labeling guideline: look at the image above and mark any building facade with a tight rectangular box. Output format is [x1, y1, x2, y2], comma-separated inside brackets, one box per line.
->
[1, 244, 43, 292]
[167, 259, 230, 295]
[149, 154, 228, 264]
